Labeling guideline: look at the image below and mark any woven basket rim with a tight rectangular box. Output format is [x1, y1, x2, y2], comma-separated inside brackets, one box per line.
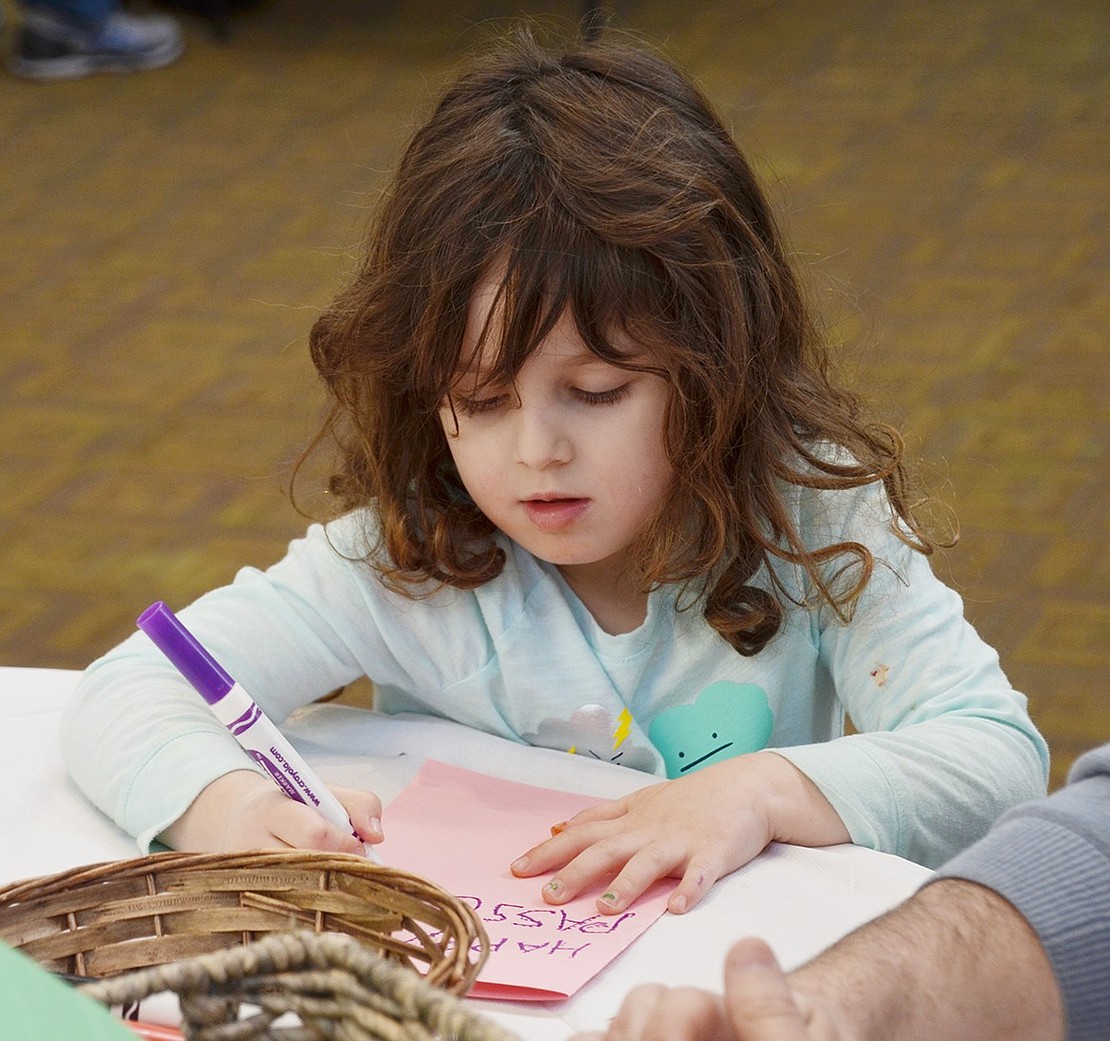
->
[0, 849, 488, 994]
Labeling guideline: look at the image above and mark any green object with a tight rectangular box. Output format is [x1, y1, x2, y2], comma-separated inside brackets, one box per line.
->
[0, 942, 134, 1040]
[649, 681, 774, 778]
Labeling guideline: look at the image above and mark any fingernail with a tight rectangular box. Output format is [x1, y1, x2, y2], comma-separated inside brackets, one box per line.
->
[368, 817, 384, 840]
[670, 893, 688, 913]
[511, 856, 529, 873]
[543, 879, 561, 894]
[550, 820, 568, 835]
[599, 891, 619, 907]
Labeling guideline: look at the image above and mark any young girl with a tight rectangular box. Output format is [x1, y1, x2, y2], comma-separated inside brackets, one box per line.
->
[62, 28, 1047, 918]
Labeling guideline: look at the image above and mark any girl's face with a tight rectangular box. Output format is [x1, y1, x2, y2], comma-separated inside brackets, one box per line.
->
[439, 277, 674, 593]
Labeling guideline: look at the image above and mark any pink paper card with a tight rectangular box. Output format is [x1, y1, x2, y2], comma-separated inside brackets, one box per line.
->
[377, 759, 672, 1001]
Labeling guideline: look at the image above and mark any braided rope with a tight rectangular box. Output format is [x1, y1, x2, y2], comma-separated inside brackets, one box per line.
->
[79, 930, 521, 1041]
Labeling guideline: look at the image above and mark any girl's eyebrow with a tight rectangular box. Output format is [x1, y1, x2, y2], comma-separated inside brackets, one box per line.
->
[454, 346, 626, 380]
[562, 350, 625, 368]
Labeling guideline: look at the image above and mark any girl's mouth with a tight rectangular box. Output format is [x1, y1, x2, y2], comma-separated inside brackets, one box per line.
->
[522, 497, 590, 532]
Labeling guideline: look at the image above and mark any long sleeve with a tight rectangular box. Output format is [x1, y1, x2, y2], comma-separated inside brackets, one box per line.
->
[59, 512, 448, 852]
[931, 743, 1110, 1041]
[62, 478, 1051, 870]
[771, 479, 1049, 867]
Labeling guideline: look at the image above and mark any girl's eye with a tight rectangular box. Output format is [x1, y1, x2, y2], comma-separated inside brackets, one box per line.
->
[453, 393, 510, 416]
[452, 383, 631, 415]
[573, 384, 632, 406]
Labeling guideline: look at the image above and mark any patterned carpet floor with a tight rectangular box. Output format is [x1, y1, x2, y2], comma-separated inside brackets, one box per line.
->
[0, 0, 1106, 788]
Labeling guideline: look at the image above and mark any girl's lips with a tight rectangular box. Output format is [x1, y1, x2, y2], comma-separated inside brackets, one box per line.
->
[522, 497, 590, 532]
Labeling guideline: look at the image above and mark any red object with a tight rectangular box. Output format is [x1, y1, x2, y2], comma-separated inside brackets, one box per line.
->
[121, 1022, 185, 1041]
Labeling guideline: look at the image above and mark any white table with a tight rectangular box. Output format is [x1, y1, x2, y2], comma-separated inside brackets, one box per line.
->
[0, 667, 930, 1039]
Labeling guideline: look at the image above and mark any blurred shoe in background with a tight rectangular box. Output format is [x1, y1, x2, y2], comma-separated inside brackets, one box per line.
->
[8, 3, 184, 79]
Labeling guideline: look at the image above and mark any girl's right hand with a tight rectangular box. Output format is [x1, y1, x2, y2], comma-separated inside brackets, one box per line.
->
[161, 769, 384, 855]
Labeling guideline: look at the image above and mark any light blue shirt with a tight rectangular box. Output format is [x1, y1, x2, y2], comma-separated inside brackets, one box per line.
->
[62, 478, 1048, 862]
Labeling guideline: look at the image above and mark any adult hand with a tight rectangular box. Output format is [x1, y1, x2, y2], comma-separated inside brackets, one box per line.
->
[572, 939, 839, 1041]
[571, 882, 1068, 1041]
[161, 769, 384, 855]
[720, 940, 844, 1041]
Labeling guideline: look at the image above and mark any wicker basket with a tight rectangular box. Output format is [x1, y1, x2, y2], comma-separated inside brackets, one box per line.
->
[0, 850, 486, 994]
[76, 929, 521, 1041]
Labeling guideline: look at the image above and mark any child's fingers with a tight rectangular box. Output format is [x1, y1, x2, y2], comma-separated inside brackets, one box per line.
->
[511, 817, 617, 877]
[548, 802, 627, 837]
[588, 841, 698, 914]
[549, 842, 724, 916]
[527, 783, 692, 864]
[540, 834, 686, 912]
[557, 795, 631, 828]
[332, 784, 385, 843]
[665, 857, 721, 914]
[267, 797, 366, 856]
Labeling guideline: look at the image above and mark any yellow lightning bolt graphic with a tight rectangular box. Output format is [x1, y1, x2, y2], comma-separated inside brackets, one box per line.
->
[612, 708, 633, 750]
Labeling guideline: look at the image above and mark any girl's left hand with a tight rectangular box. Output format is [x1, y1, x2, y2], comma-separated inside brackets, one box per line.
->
[510, 752, 849, 915]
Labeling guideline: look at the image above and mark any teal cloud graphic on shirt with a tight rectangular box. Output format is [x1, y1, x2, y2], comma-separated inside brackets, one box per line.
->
[649, 681, 773, 778]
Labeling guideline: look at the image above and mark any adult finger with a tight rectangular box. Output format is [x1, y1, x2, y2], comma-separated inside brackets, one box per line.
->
[594, 983, 730, 1041]
[635, 987, 735, 1041]
[722, 939, 810, 1041]
[599, 983, 668, 1041]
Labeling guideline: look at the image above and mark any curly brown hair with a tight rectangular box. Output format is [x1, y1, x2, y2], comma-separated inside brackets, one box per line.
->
[305, 26, 941, 655]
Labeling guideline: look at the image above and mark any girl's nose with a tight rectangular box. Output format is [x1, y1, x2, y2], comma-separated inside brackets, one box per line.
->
[514, 402, 573, 470]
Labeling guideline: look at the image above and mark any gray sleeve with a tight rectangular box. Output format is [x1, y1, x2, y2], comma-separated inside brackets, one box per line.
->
[930, 743, 1110, 1041]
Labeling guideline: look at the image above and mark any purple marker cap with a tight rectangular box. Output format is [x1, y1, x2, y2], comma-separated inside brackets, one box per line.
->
[137, 601, 234, 705]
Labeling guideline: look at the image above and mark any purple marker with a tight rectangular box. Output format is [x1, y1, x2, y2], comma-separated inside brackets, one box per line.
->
[137, 601, 377, 859]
